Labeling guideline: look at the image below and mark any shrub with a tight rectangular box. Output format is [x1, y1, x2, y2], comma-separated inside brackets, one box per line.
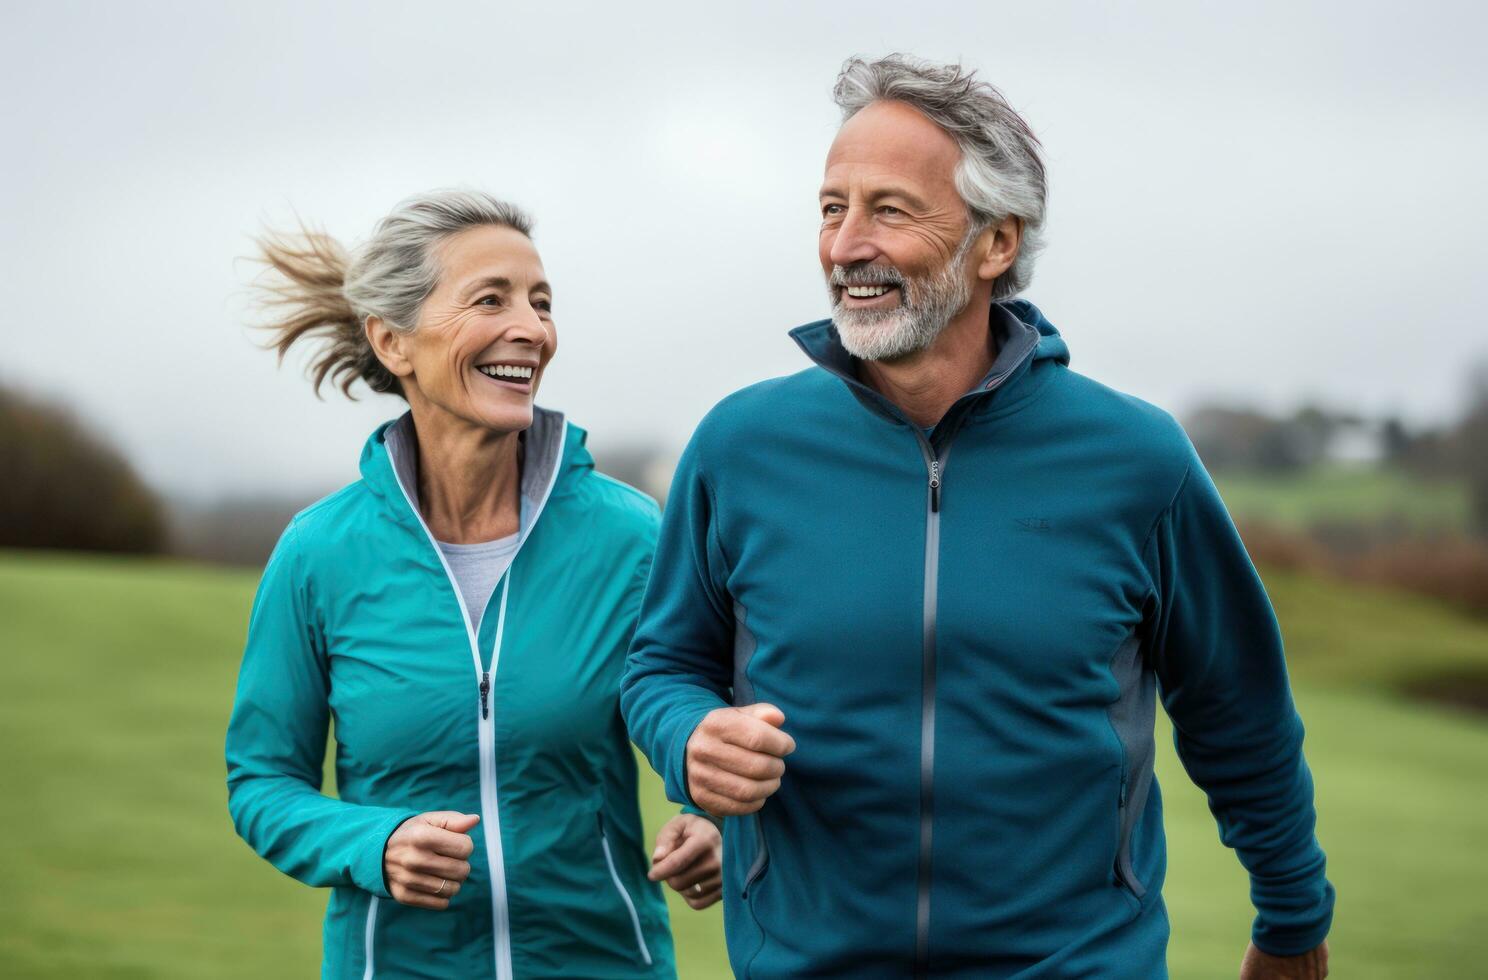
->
[0, 385, 165, 554]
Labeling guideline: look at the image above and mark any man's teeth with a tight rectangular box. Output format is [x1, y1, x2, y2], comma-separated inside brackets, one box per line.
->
[477, 364, 534, 381]
[845, 285, 893, 298]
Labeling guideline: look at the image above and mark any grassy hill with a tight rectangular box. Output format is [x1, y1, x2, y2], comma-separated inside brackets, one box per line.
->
[1, 551, 1485, 978]
[1214, 466, 1474, 533]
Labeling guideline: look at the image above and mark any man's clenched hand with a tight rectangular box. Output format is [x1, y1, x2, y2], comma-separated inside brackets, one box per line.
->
[685, 703, 795, 817]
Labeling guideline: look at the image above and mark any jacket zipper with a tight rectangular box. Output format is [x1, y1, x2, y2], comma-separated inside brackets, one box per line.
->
[912, 430, 951, 980]
[384, 422, 567, 980]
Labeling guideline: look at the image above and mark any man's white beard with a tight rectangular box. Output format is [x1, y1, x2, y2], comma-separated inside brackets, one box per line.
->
[830, 231, 978, 362]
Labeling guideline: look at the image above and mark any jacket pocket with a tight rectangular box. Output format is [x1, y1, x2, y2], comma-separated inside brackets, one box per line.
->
[741, 810, 770, 898]
[362, 893, 380, 978]
[596, 812, 654, 967]
[1113, 771, 1146, 899]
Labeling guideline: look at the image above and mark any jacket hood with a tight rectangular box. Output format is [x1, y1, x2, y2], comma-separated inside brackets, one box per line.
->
[1003, 298, 1070, 367]
[358, 406, 593, 540]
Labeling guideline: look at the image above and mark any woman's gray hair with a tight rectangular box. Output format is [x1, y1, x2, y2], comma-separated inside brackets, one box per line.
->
[833, 55, 1046, 301]
[252, 189, 533, 398]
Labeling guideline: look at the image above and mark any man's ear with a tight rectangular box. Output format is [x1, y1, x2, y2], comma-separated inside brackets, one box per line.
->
[365, 316, 415, 381]
[975, 215, 1023, 283]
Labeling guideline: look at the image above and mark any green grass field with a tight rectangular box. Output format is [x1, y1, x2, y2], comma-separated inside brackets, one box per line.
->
[1213, 466, 1473, 533]
[2, 551, 1486, 978]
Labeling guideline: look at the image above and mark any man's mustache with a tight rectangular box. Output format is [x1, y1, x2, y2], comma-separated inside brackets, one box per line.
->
[830, 264, 908, 288]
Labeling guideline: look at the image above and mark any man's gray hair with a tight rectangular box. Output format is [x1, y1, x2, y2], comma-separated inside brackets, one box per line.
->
[833, 55, 1046, 301]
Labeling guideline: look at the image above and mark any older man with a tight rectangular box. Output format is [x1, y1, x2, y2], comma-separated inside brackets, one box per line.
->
[622, 55, 1333, 979]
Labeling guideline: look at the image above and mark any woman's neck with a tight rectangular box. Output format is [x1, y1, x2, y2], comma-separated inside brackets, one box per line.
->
[408, 406, 522, 545]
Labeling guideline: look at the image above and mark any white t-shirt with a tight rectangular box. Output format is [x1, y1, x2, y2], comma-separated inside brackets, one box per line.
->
[437, 532, 521, 628]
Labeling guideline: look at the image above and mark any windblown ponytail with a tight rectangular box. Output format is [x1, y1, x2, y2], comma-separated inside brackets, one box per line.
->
[250, 189, 534, 399]
[253, 226, 401, 397]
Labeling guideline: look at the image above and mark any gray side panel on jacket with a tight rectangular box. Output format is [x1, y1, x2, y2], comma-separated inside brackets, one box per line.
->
[1108, 632, 1156, 897]
[732, 601, 757, 707]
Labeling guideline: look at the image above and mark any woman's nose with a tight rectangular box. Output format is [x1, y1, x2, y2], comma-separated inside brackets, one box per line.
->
[503, 303, 549, 343]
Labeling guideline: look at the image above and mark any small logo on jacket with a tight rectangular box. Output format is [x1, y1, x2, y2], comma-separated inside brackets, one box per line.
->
[1015, 517, 1051, 531]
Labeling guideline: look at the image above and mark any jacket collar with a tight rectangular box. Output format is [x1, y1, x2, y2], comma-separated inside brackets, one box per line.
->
[788, 300, 1065, 435]
[359, 406, 583, 541]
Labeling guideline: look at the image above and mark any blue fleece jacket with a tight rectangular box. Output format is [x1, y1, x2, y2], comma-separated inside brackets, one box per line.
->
[621, 301, 1333, 978]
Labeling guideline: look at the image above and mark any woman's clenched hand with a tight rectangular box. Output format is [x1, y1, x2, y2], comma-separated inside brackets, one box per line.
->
[383, 811, 479, 909]
[648, 814, 723, 909]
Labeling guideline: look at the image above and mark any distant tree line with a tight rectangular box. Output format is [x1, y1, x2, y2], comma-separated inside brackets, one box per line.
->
[0, 384, 166, 554]
[1186, 404, 1358, 473]
[1186, 369, 1488, 535]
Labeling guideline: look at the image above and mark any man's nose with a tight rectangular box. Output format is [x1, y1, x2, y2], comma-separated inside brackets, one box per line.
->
[828, 209, 879, 268]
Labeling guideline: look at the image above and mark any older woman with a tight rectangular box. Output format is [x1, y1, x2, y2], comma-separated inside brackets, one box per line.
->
[225, 190, 720, 979]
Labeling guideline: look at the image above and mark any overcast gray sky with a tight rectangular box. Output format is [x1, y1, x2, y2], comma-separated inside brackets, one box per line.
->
[4, 1, 1484, 499]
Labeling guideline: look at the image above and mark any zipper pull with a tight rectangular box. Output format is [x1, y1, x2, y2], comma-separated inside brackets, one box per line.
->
[479, 672, 490, 720]
[928, 459, 942, 513]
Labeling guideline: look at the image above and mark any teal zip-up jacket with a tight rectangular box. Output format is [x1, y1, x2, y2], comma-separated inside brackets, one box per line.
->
[622, 302, 1334, 978]
[227, 409, 677, 979]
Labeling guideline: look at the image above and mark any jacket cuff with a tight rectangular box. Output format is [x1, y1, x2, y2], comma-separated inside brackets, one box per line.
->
[355, 809, 423, 898]
[665, 701, 726, 811]
[681, 802, 722, 826]
[1250, 877, 1336, 957]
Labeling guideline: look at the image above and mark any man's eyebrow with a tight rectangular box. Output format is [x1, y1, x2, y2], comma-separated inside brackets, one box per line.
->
[871, 185, 929, 210]
[817, 183, 930, 210]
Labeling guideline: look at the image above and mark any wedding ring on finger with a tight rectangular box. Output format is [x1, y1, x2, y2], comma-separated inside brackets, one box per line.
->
[436, 878, 450, 897]
[691, 883, 703, 896]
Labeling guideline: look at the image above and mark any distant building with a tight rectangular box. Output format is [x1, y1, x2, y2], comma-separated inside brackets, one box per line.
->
[1323, 421, 1386, 466]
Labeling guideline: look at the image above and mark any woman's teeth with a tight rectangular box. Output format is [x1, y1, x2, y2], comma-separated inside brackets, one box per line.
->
[846, 285, 894, 297]
[477, 364, 534, 381]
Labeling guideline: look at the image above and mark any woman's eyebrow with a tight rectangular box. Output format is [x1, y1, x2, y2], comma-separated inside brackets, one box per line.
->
[461, 276, 511, 300]
[461, 276, 552, 300]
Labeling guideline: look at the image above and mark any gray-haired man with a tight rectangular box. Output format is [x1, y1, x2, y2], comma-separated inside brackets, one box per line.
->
[624, 55, 1333, 979]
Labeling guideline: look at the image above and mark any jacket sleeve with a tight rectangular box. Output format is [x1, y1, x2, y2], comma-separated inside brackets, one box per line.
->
[620, 434, 736, 809]
[225, 521, 417, 896]
[615, 509, 713, 822]
[1145, 457, 1335, 956]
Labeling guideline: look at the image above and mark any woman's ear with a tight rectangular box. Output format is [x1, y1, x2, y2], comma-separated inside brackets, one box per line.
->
[365, 316, 415, 380]
[976, 215, 1023, 283]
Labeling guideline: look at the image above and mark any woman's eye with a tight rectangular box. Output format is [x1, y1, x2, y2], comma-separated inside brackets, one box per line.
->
[535, 299, 553, 313]
[476, 295, 501, 306]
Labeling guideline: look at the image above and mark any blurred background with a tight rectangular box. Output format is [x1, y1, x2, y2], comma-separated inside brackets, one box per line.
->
[3, 1, 1485, 977]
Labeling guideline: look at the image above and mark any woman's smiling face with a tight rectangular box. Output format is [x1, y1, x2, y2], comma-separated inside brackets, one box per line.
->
[377, 223, 558, 434]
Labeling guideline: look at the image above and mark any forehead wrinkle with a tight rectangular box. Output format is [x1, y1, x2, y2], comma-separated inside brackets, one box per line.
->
[825, 101, 962, 197]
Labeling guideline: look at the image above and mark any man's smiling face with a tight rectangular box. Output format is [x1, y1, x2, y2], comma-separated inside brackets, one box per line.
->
[819, 100, 976, 361]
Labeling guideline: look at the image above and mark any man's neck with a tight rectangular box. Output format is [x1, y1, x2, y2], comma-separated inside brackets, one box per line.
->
[856, 303, 997, 429]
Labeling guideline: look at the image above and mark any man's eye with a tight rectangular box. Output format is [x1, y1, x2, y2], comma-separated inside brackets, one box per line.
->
[880, 206, 902, 216]
[535, 299, 553, 313]
[822, 204, 845, 217]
